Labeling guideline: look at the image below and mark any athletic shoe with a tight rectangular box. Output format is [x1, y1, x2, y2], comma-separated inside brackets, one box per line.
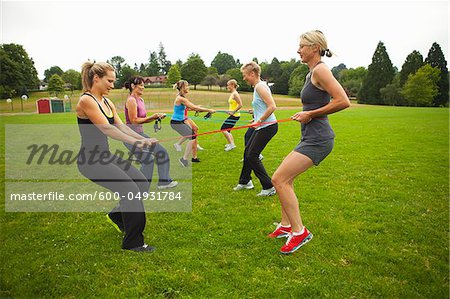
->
[129, 244, 156, 252]
[197, 144, 204, 150]
[173, 143, 182, 152]
[191, 157, 201, 162]
[256, 187, 276, 196]
[106, 213, 124, 233]
[179, 158, 189, 167]
[157, 180, 178, 189]
[268, 224, 292, 238]
[280, 228, 313, 254]
[233, 180, 254, 191]
[224, 143, 231, 148]
[225, 144, 236, 151]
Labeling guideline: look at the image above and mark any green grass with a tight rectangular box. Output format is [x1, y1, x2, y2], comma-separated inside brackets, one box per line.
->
[0, 87, 302, 114]
[0, 105, 449, 298]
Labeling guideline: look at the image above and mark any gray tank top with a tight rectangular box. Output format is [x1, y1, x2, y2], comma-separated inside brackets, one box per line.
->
[300, 63, 335, 141]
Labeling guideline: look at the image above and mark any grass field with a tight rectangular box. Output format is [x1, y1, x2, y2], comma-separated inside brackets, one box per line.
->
[0, 104, 449, 298]
[0, 87, 301, 114]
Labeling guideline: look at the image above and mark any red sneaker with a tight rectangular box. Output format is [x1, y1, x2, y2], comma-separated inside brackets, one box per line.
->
[267, 224, 292, 238]
[280, 227, 313, 254]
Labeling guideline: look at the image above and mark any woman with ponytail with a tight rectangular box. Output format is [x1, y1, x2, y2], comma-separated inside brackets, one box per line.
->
[77, 61, 156, 252]
[270, 30, 350, 254]
[170, 80, 215, 167]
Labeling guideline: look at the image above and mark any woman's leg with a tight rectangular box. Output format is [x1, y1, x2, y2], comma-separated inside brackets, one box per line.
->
[271, 151, 314, 232]
[78, 155, 149, 249]
[245, 124, 278, 189]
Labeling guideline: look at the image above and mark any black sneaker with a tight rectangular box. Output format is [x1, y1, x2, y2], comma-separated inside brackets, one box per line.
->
[129, 244, 156, 252]
[191, 157, 201, 162]
[179, 157, 189, 167]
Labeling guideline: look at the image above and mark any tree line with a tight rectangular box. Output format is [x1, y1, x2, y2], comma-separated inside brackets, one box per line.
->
[1, 42, 448, 106]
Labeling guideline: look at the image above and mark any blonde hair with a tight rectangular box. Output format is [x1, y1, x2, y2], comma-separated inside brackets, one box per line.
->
[227, 79, 239, 89]
[81, 61, 115, 92]
[173, 80, 188, 93]
[240, 61, 261, 76]
[300, 30, 333, 57]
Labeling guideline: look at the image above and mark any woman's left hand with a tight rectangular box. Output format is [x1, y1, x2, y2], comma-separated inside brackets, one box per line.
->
[291, 111, 313, 124]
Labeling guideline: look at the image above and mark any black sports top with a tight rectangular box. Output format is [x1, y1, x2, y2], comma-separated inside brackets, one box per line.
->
[77, 93, 114, 152]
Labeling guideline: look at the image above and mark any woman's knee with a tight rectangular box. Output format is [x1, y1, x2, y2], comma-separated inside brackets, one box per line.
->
[271, 172, 289, 189]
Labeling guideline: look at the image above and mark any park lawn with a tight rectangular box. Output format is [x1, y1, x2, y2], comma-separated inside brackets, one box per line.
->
[0, 87, 301, 114]
[0, 105, 448, 298]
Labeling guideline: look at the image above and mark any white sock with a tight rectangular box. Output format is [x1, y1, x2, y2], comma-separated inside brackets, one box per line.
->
[292, 227, 305, 236]
[280, 224, 291, 228]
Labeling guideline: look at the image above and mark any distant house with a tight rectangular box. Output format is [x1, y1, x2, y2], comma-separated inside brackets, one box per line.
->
[39, 81, 48, 91]
[142, 76, 167, 85]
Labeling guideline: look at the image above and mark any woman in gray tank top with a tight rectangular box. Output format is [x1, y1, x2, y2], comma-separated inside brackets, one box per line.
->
[269, 30, 350, 254]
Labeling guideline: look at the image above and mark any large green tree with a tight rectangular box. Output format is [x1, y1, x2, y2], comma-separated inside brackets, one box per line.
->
[211, 52, 237, 74]
[109, 56, 125, 76]
[180, 54, 207, 89]
[62, 69, 82, 91]
[167, 64, 181, 86]
[425, 42, 449, 106]
[339, 67, 367, 97]
[146, 51, 160, 76]
[44, 66, 64, 83]
[288, 64, 309, 96]
[157, 42, 172, 75]
[0, 43, 40, 98]
[399, 50, 424, 86]
[358, 41, 395, 104]
[48, 74, 65, 97]
[331, 63, 347, 80]
[402, 64, 440, 107]
[116, 64, 138, 88]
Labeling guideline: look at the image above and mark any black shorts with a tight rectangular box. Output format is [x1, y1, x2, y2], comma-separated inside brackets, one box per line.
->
[170, 120, 196, 139]
[220, 115, 240, 131]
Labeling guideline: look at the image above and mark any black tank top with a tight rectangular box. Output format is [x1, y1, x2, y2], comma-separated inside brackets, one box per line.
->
[77, 93, 114, 153]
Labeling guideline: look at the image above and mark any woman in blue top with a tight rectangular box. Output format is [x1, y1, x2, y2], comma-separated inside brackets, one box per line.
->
[270, 30, 350, 254]
[233, 62, 278, 196]
[170, 80, 215, 167]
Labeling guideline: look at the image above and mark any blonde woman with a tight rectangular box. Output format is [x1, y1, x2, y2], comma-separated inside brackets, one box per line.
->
[76, 61, 156, 252]
[270, 30, 350, 254]
[233, 62, 278, 196]
[170, 80, 215, 167]
[221, 79, 243, 151]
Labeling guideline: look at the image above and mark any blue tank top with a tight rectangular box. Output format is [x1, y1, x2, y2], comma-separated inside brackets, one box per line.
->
[300, 63, 335, 141]
[172, 103, 186, 121]
[252, 81, 276, 130]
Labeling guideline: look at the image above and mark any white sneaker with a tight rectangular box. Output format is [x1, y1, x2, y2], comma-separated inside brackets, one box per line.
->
[157, 181, 178, 189]
[233, 180, 254, 191]
[225, 144, 236, 151]
[173, 143, 182, 152]
[256, 187, 276, 196]
[224, 144, 231, 148]
[197, 144, 204, 150]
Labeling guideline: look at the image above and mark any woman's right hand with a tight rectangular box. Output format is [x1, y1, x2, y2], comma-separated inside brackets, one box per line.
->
[135, 138, 158, 151]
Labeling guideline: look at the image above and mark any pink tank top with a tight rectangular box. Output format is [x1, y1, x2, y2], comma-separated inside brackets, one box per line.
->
[125, 95, 146, 133]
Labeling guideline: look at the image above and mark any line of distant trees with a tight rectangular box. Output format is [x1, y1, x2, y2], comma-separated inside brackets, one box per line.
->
[1, 41, 448, 107]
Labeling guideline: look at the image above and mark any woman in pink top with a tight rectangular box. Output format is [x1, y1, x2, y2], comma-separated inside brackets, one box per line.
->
[123, 76, 177, 189]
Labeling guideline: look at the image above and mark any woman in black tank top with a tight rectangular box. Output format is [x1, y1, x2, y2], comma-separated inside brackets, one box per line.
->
[76, 61, 157, 252]
[270, 31, 350, 255]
